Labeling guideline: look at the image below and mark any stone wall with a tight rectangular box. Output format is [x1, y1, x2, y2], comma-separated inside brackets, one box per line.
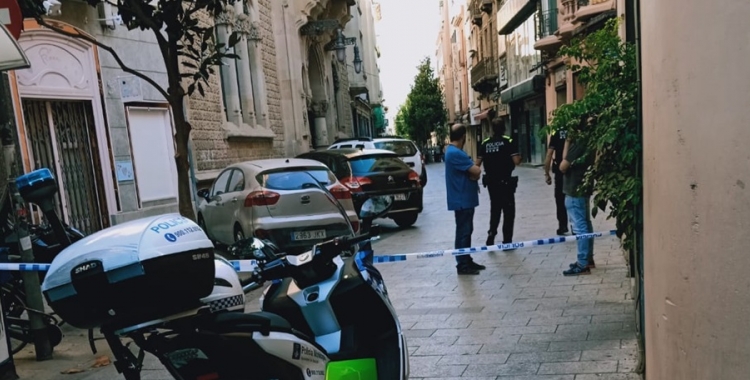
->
[189, 0, 286, 185]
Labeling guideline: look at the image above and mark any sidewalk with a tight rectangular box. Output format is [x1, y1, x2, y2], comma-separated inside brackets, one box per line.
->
[12, 165, 640, 379]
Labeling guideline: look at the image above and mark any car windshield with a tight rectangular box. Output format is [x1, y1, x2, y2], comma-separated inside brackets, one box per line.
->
[349, 155, 410, 175]
[373, 140, 417, 157]
[257, 167, 337, 190]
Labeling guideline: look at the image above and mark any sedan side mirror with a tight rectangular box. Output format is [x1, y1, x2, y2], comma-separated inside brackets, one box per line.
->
[197, 189, 210, 202]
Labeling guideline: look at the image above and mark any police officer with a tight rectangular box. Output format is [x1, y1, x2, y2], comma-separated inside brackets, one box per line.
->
[544, 128, 569, 235]
[477, 119, 522, 246]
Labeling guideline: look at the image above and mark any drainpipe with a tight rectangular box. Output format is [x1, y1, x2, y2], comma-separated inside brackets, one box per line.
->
[282, 0, 300, 156]
[183, 97, 198, 212]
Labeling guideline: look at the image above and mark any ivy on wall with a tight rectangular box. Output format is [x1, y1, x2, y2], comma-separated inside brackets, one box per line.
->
[544, 18, 640, 252]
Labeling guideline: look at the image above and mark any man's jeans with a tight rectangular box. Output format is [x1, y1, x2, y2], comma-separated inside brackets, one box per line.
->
[565, 195, 594, 267]
[454, 208, 475, 266]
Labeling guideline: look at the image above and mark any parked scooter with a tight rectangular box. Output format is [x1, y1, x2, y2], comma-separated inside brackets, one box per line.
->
[40, 174, 408, 380]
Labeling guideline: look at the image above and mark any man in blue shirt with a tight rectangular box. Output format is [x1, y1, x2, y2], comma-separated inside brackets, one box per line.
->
[445, 124, 485, 275]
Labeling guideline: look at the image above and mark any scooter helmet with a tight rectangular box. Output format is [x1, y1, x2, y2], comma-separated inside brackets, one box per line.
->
[201, 256, 245, 313]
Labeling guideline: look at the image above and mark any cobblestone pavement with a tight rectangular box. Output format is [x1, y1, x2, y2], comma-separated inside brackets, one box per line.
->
[13, 163, 639, 379]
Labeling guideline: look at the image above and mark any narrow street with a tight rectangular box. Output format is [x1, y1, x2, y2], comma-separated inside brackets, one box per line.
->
[14, 164, 638, 379]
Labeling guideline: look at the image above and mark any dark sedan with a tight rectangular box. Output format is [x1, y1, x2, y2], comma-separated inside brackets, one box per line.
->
[297, 148, 423, 228]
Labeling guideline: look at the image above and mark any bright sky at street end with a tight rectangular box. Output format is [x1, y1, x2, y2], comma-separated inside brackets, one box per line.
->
[376, 0, 441, 132]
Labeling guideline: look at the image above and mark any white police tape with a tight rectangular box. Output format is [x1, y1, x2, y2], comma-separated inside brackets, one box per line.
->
[370, 230, 616, 264]
[0, 230, 616, 272]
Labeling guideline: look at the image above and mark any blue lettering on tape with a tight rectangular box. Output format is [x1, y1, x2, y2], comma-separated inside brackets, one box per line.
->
[416, 252, 444, 259]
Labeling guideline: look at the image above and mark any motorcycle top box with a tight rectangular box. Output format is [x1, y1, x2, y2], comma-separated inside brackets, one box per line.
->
[16, 168, 58, 203]
[41, 213, 216, 330]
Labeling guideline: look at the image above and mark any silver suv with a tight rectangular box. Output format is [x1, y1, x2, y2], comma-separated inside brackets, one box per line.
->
[328, 137, 427, 187]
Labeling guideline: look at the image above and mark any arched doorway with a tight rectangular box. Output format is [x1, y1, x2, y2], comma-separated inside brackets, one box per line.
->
[306, 45, 329, 148]
[13, 27, 113, 234]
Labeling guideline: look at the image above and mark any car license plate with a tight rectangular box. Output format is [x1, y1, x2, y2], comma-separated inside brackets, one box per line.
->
[394, 193, 407, 201]
[293, 230, 326, 241]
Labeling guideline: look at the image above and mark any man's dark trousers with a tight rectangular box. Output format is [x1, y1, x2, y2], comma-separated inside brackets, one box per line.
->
[454, 208, 474, 266]
[554, 172, 568, 232]
[487, 181, 515, 243]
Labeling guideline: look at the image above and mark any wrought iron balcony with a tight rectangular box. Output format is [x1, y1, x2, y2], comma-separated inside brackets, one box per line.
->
[471, 57, 499, 94]
[537, 7, 558, 40]
[481, 0, 493, 14]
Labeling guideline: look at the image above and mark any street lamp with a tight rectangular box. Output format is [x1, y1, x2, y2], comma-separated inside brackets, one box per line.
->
[326, 28, 362, 74]
[353, 45, 363, 74]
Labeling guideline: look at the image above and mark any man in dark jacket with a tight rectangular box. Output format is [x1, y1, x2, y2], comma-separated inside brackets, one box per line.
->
[544, 129, 569, 235]
[476, 119, 522, 246]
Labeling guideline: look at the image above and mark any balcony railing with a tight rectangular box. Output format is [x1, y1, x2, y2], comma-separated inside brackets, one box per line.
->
[471, 57, 499, 92]
[537, 7, 558, 39]
[577, 0, 589, 6]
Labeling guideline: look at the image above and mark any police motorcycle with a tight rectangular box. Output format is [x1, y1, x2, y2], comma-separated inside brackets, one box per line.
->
[230, 184, 409, 379]
[39, 174, 408, 379]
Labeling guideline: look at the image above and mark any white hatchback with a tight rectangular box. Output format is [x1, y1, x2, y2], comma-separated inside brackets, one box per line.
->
[328, 137, 427, 187]
[196, 158, 359, 253]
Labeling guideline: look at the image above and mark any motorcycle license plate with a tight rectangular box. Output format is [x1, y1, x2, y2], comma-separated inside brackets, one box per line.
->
[393, 193, 407, 201]
[293, 230, 326, 241]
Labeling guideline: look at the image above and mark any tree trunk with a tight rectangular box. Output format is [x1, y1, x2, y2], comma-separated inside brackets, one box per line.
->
[171, 98, 196, 221]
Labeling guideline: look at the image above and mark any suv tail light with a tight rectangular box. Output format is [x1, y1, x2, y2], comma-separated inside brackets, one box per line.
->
[340, 176, 372, 192]
[244, 190, 280, 207]
[408, 171, 421, 187]
[330, 184, 352, 200]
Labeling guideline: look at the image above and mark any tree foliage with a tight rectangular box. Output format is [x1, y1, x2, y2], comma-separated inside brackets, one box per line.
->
[19, 0, 241, 220]
[396, 57, 447, 147]
[544, 19, 640, 252]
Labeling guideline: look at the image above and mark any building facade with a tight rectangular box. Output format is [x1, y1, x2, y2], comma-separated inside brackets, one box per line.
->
[437, 0, 474, 155]
[270, 0, 361, 153]
[344, 0, 385, 138]
[497, 0, 546, 165]
[534, 0, 617, 159]
[6, 0, 382, 233]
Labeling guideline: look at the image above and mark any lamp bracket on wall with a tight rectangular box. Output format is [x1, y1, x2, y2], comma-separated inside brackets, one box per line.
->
[300, 19, 341, 36]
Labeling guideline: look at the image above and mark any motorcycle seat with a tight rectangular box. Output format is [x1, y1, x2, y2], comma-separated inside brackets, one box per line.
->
[203, 311, 328, 354]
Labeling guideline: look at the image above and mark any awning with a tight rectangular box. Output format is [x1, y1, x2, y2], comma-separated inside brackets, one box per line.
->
[534, 35, 562, 51]
[573, 0, 615, 23]
[500, 75, 545, 104]
[0, 24, 29, 72]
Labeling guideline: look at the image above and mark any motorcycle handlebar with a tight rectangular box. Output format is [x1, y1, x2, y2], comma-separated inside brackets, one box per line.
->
[244, 232, 374, 286]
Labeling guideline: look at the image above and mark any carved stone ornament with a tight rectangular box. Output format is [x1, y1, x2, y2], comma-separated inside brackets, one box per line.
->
[235, 13, 252, 34]
[310, 100, 329, 117]
[215, 7, 236, 27]
[248, 21, 262, 41]
[300, 19, 341, 36]
[16, 43, 89, 92]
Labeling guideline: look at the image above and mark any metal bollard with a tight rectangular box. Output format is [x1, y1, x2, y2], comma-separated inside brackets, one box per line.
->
[10, 182, 52, 361]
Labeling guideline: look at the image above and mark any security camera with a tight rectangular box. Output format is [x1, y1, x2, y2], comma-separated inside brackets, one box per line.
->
[43, 0, 62, 16]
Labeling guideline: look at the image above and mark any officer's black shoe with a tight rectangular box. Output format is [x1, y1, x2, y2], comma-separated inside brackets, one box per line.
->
[486, 234, 496, 246]
[556, 228, 569, 236]
[457, 266, 480, 275]
[468, 261, 486, 270]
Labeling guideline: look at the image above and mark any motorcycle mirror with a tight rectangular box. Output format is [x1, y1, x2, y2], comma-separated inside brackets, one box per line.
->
[358, 195, 393, 222]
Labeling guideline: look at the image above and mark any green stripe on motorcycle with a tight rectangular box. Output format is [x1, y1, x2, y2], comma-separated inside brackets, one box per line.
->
[326, 358, 378, 380]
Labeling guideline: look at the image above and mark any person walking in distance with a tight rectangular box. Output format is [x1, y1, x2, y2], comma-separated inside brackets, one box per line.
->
[544, 129, 569, 235]
[445, 124, 485, 275]
[560, 136, 596, 276]
[477, 119, 522, 246]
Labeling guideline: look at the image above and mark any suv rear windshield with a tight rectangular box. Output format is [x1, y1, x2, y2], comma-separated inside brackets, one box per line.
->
[349, 155, 411, 175]
[257, 167, 337, 190]
[373, 140, 417, 157]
